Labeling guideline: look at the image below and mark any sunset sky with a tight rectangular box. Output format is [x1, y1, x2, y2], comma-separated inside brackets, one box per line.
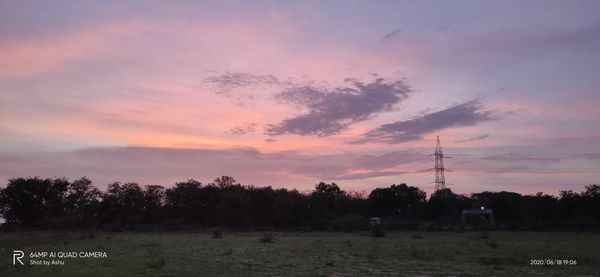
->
[1, 0, 599, 195]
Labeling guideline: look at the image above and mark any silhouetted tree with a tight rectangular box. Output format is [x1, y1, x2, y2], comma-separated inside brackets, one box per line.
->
[165, 179, 206, 224]
[308, 182, 349, 229]
[246, 186, 276, 226]
[557, 186, 599, 230]
[470, 191, 522, 228]
[428, 188, 470, 223]
[582, 184, 600, 226]
[99, 182, 145, 224]
[368, 183, 426, 219]
[271, 188, 308, 227]
[2, 176, 600, 231]
[313, 182, 347, 212]
[216, 188, 253, 227]
[212, 176, 239, 188]
[64, 177, 101, 227]
[0, 177, 69, 227]
[142, 185, 165, 224]
[519, 192, 558, 230]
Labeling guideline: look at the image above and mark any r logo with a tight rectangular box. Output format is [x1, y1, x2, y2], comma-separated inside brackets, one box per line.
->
[13, 250, 24, 265]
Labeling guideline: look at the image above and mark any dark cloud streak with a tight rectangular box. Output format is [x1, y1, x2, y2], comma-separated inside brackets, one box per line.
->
[483, 154, 561, 165]
[204, 72, 280, 90]
[266, 78, 411, 136]
[456, 134, 490, 143]
[354, 99, 495, 144]
[229, 122, 257, 135]
[353, 150, 424, 170]
[382, 28, 403, 41]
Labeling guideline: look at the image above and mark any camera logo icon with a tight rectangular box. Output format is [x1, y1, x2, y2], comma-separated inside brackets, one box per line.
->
[13, 250, 24, 265]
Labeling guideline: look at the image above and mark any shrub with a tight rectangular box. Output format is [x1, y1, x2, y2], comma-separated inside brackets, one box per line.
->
[212, 230, 223, 239]
[101, 223, 124, 232]
[410, 233, 424, 239]
[332, 215, 368, 232]
[44, 215, 79, 230]
[410, 249, 427, 259]
[367, 245, 380, 262]
[146, 256, 166, 269]
[487, 241, 499, 249]
[161, 219, 183, 232]
[77, 232, 96, 240]
[260, 233, 275, 243]
[478, 256, 501, 266]
[145, 248, 166, 269]
[344, 240, 352, 248]
[370, 224, 385, 238]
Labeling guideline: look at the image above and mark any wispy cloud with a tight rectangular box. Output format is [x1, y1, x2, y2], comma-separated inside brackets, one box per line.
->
[0, 146, 421, 187]
[204, 72, 281, 90]
[573, 153, 600, 160]
[0, 146, 353, 188]
[382, 28, 403, 41]
[483, 154, 561, 165]
[290, 165, 348, 179]
[266, 77, 411, 136]
[229, 122, 257, 135]
[354, 99, 495, 144]
[0, 21, 142, 78]
[353, 150, 424, 170]
[455, 134, 490, 143]
[336, 170, 409, 180]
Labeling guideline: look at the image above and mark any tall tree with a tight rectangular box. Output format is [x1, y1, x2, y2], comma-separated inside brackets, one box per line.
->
[65, 177, 101, 226]
[0, 177, 69, 227]
[368, 183, 426, 219]
[99, 182, 145, 224]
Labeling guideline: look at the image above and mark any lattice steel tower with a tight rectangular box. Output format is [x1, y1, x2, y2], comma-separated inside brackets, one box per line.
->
[434, 135, 447, 191]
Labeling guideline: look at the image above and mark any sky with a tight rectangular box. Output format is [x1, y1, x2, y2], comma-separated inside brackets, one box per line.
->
[0, 0, 599, 195]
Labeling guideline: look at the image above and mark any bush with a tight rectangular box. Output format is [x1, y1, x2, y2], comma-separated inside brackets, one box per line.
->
[101, 223, 124, 232]
[260, 233, 275, 243]
[44, 215, 79, 230]
[146, 256, 166, 269]
[367, 245, 380, 262]
[478, 256, 501, 266]
[212, 230, 223, 239]
[332, 215, 368, 232]
[161, 219, 183, 232]
[145, 247, 166, 269]
[410, 249, 427, 259]
[310, 219, 332, 231]
[78, 232, 96, 240]
[410, 233, 424, 239]
[370, 224, 385, 238]
[132, 224, 157, 232]
[487, 241, 499, 249]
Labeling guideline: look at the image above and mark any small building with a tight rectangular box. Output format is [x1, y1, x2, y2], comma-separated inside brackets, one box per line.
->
[369, 217, 381, 226]
[462, 207, 495, 227]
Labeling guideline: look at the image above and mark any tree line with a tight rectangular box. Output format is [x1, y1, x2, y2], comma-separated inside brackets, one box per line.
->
[0, 176, 598, 231]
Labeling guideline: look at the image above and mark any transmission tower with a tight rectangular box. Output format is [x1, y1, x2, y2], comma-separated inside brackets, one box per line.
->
[433, 135, 449, 191]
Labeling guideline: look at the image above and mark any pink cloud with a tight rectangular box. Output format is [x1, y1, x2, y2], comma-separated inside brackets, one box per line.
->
[0, 21, 151, 78]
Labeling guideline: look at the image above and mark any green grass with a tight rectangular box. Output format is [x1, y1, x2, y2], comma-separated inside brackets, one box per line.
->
[1, 231, 598, 276]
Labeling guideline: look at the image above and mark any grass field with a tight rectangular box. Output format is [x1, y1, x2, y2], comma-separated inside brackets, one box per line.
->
[0, 231, 598, 276]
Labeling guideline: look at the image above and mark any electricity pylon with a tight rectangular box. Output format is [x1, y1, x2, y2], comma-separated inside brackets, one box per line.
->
[432, 135, 451, 191]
